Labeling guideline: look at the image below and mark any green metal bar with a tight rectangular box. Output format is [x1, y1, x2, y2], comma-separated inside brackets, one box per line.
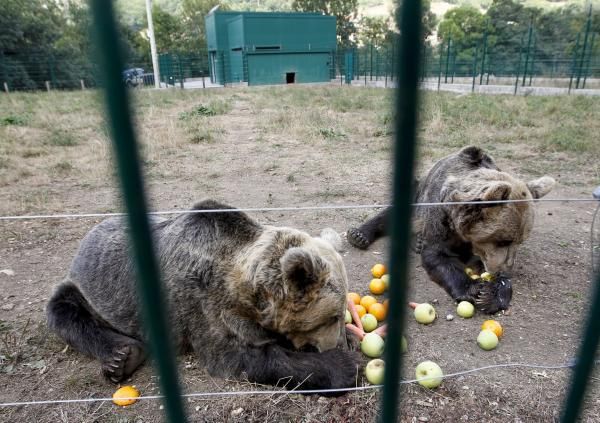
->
[437, 43, 443, 91]
[528, 34, 536, 86]
[582, 33, 595, 89]
[444, 37, 451, 83]
[522, 18, 533, 86]
[569, 33, 581, 94]
[479, 25, 488, 85]
[89, 2, 187, 422]
[576, 6, 592, 89]
[380, 0, 421, 420]
[471, 44, 479, 93]
[515, 35, 525, 95]
[561, 203, 600, 421]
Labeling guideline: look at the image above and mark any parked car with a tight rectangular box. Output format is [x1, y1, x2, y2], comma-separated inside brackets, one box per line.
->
[122, 68, 145, 87]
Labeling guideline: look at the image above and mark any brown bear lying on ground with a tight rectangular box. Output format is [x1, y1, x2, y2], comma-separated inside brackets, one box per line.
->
[47, 200, 359, 390]
[347, 146, 555, 313]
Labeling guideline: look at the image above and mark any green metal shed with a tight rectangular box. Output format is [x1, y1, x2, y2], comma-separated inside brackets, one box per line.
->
[205, 10, 336, 86]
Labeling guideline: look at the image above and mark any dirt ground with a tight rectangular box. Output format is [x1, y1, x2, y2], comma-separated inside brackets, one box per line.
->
[1, 86, 600, 422]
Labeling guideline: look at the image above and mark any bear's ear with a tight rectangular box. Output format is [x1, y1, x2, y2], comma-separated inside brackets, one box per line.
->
[280, 247, 325, 290]
[527, 176, 556, 199]
[458, 146, 486, 163]
[480, 182, 512, 202]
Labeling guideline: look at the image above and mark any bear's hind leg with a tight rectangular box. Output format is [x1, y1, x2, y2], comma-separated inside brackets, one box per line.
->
[47, 281, 146, 382]
[347, 208, 389, 250]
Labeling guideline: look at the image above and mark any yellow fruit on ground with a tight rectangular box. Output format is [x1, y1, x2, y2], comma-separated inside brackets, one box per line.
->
[368, 303, 387, 321]
[112, 386, 140, 406]
[481, 320, 503, 338]
[380, 274, 390, 289]
[347, 292, 361, 305]
[369, 278, 386, 295]
[360, 295, 377, 311]
[371, 263, 387, 279]
[355, 304, 367, 318]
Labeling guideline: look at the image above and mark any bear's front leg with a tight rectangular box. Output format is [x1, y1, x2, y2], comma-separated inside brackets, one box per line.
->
[420, 245, 480, 302]
[222, 344, 361, 393]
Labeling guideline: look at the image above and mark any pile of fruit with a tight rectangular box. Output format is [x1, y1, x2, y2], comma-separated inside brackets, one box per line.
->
[345, 264, 506, 389]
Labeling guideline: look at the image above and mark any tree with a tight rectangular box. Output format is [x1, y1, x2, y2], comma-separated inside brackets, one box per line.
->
[180, 0, 228, 51]
[393, 0, 437, 42]
[438, 6, 486, 59]
[291, 0, 358, 47]
[357, 16, 394, 47]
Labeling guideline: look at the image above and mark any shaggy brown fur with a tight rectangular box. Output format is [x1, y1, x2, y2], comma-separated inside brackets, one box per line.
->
[47, 199, 359, 390]
[347, 146, 555, 313]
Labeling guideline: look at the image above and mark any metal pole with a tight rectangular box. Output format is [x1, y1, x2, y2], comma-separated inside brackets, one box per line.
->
[380, 0, 421, 420]
[515, 35, 525, 95]
[145, 0, 161, 88]
[576, 5, 592, 89]
[89, 1, 186, 421]
[583, 33, 595, 89]
[444, 37, 451, 83]
[529, 33, 536, 86]
[569, 33, 581, 94]
[472, 44, 479, 93]
[3, 82, 9, 93]
[451, 51, 456, 83]
[178, 55, 184, 89]
[480, 24, 488, 85]
[370, 43, 373, 81]
[437, 42, 443, 91]
[522, 18, 533, 86]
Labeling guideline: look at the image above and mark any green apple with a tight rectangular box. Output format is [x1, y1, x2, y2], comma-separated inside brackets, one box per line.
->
[345, 309, 352, 324]
[380, 274, 390, 289]
[481, 272, 494, 282]
[477, 329, 499, 350]
[415, 361, 444, 389]
[361, 332, 385, 358]
[365, 359, 385, 385]
[361, 313, 378, 332]
[456, 301, 475, 318]
[414, 303, 436, 324]
[401, 335, 408, 353]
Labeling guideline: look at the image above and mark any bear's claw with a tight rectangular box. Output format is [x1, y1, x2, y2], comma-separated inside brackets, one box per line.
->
[347, 228, 370, 250]
[101, 344, 146, 383]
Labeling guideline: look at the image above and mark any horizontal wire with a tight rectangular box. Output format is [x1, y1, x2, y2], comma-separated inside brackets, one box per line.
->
[0, 198, 597, 221]
[0, 361, 577, 408]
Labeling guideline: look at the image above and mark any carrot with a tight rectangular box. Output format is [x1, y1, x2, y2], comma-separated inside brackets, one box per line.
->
[345, 324, 365, 340]
[408, 302, 419, 310]
[373, 324, 387, 338]
[347, 298, 364, 331]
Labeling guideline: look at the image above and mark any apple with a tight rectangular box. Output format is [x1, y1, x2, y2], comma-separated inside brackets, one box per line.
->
[456, 301, 475, 318]
[380, 274, 390, 289]
[415, 361, 444, 389]
[477, 329, 499, 350]
[345, 309, 352, 324]
[361, 332, 385, 358]
[361, 314, 378, 332]
[365, 359, 385, 385]
[401, 335, 408, 353]
[481, 272, 494, 282]
[414, 303, 436, 324]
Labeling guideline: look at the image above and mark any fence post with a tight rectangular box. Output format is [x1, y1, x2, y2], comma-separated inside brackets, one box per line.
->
[522, 18, 533, 86]
[479, 24, 488, 85]
[471, 44, 479, 93]
[48, 55, 57, 88]
[80, 79, 86, 90]
[582, 33, 596, 89]
[569, 33, 581, 94]
[437, 43, 443, 91]
[45, 81, 51, 92]
[444, 37, 451, 83]
[380, 0, 421, 420]
[515, 35, 525, 95]
[370, 43, 373, 81]
[3, 82, 8, 93]
[89, 1, 187, 421]
[451, 51, 456, 83]
[529, 33, 537, 86]
[576, 5, 592, 89]
[177, 54, 184, 89]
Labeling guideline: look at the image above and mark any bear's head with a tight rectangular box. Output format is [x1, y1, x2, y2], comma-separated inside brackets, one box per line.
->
[442, 168, 555, 274]
[242, 227, 348, 353]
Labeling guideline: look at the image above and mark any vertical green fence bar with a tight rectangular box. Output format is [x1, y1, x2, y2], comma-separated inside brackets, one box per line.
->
[89, 1, 187, 422]
[380, 0, 422, 420]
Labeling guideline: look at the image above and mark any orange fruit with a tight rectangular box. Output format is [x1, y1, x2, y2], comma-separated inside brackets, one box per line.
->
[347, 292, 361, 305]
[360, 295, 377, 311]
[481, 320, 503, 338]
[369, 278, 386, 295]
[371, 263, 387, 279]
[112, 385, 140, 406]
[368, 302, 387, 321]
[355, 304, 367, 318]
